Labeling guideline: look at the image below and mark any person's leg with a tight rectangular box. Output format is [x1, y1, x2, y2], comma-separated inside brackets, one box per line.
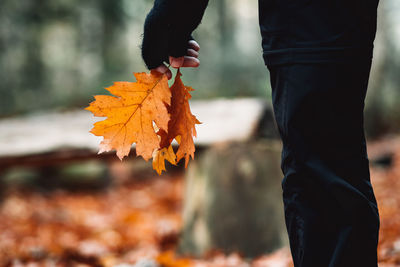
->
[268, 62, 380, 267]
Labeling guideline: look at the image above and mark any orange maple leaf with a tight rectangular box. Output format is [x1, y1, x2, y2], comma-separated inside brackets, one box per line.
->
[86, 71, 170, 160]
[165, 70, 201, 167]
[152, 145, 177, 175]
[153, 70, 201, 172]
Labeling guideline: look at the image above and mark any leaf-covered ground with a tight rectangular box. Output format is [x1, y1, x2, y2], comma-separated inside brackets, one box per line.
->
[2, 136, 400, 267]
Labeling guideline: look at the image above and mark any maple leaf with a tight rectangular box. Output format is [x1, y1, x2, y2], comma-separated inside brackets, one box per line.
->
[165, 70, 201, 167]
[87, 69, 200, 174]
[152, 70, 201, 173]
[152, 145, 177, 175]
[86, 71, 170, 160]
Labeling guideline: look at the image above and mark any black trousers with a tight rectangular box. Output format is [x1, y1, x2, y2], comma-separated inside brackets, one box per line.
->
[268, 61, 380, 267]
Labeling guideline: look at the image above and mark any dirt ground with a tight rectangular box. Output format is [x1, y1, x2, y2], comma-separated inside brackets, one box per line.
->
[1, 136, 400, 267]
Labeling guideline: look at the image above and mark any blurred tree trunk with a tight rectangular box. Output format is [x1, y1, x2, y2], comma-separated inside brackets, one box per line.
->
[217, 0, 231, 57]
[177, 140, 288, 258]
[365, 0, 400, 138]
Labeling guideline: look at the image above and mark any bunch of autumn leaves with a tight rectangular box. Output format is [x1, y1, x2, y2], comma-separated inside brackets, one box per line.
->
[86, 70, 200, 174]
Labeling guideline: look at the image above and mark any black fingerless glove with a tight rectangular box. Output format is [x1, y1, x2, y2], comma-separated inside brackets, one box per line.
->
[141, 0, 209, 70]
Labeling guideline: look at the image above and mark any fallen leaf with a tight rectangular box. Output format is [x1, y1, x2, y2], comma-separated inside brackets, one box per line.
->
[156, 250, 192, 267]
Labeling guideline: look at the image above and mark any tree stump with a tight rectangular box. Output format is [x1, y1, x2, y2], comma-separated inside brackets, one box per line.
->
[178, 140, 288, 258]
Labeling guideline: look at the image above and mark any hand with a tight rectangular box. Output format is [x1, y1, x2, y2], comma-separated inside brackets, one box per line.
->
[153, 40, 200, 80]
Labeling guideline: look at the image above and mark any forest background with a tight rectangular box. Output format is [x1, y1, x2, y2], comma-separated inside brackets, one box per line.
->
[1, 0, 399, 137]
[2, 1, 400, 266]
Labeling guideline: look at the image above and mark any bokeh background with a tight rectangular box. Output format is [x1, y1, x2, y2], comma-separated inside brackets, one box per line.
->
[1, 0, 400, 136]
[1, 0, 400, 266]
[0, 0, 267, 117]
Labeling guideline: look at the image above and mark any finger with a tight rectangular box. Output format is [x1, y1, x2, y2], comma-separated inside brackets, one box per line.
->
[170, 56, 185, 68]
[170, 56, 200, 68]
[186, 49, 199, 58]
[181, 56, 200, 68]
[188, 40, 200, 52]
[153, 64, 172, 80]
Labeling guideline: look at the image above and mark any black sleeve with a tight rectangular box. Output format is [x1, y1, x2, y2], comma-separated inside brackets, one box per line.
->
[141, 0, 209, 69]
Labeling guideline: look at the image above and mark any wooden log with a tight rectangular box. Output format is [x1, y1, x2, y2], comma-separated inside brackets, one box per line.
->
[0, 98, 277, 169]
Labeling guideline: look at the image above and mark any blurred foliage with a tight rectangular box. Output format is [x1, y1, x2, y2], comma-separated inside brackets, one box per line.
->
[0, 0, 268, 117]
[1, 0, 400, 138]
[1, 137, 400, 266]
